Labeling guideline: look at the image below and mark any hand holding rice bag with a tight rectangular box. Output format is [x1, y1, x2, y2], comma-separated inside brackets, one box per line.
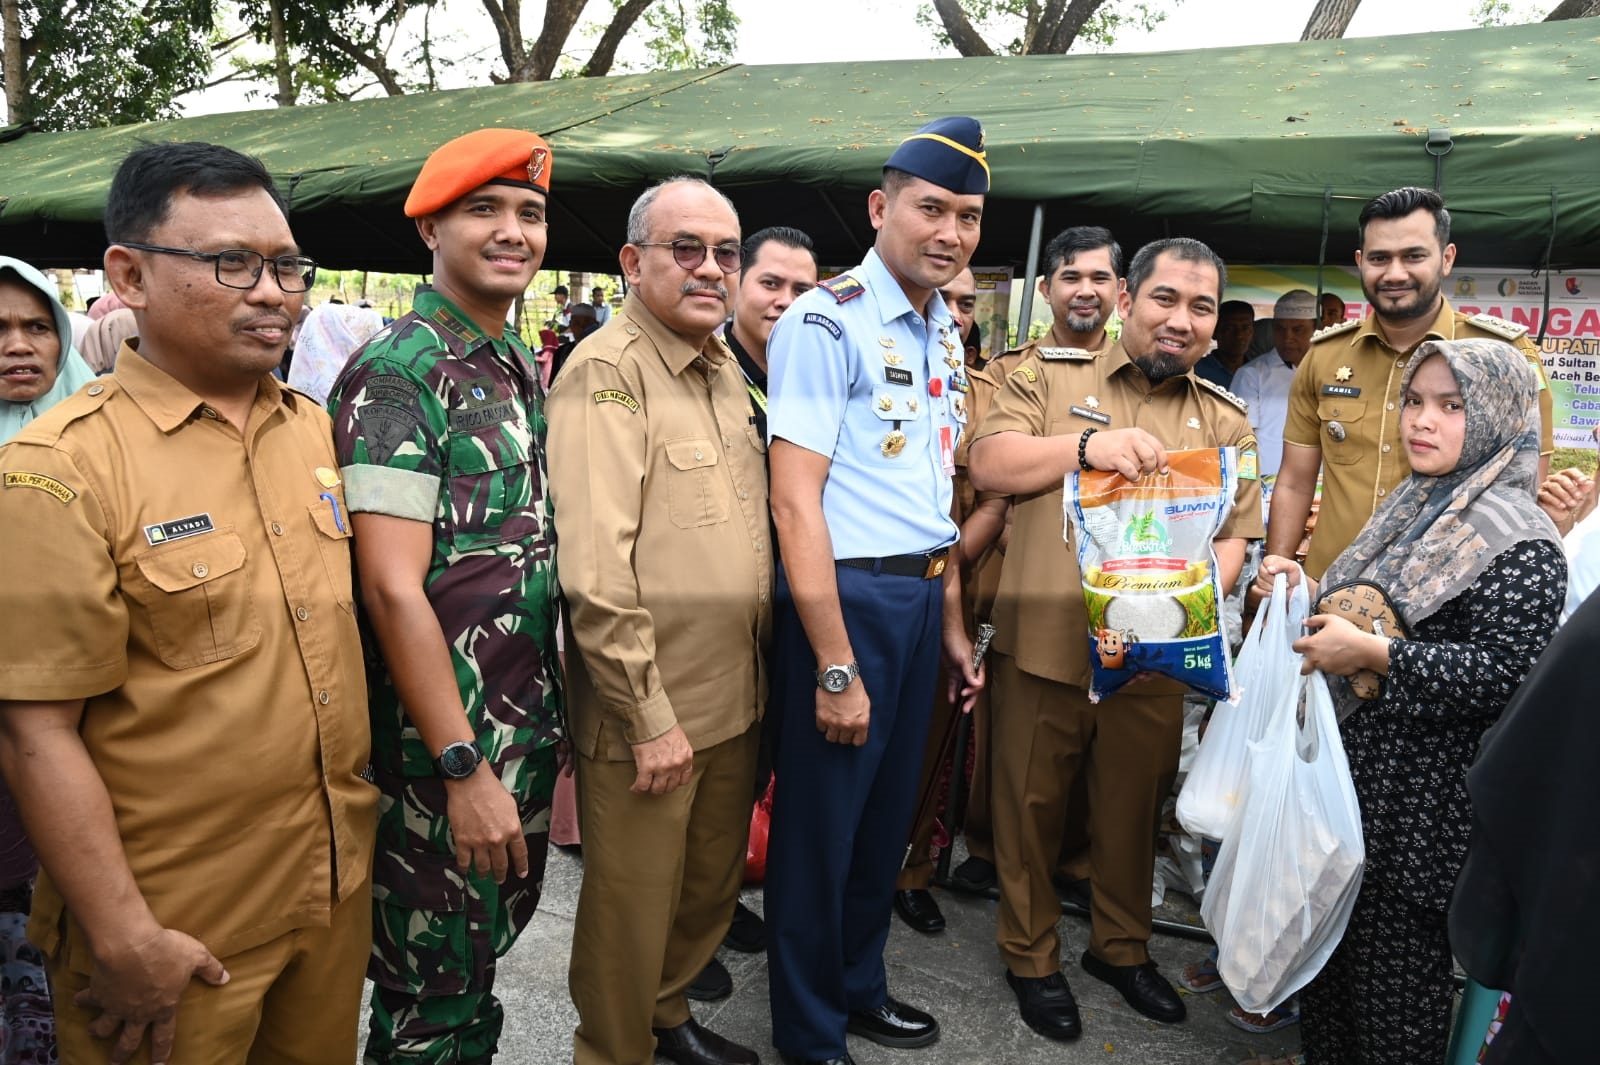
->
[1066, 447, 1238, 702]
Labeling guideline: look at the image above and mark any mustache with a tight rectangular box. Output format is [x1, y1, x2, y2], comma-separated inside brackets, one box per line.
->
[681, 280, 729, 300]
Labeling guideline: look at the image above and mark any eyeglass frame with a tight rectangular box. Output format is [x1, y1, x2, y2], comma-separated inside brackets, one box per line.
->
[632, 237, 743, 274]
[116, 242, 320, 293]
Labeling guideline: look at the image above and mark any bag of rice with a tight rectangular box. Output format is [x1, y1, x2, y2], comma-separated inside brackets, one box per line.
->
[1066, 447, 1238, 702]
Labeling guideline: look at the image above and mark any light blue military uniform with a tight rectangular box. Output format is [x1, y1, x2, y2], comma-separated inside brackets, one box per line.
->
[766, 247, 963, 559]
[764, 117, 989, 1062]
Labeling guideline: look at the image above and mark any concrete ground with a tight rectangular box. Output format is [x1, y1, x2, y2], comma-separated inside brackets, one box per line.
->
[356, 842, 1305, 1065]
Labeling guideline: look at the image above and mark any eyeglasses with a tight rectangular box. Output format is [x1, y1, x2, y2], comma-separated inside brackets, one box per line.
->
[634, 238, 743, 274]
[118, 242, 319, 293]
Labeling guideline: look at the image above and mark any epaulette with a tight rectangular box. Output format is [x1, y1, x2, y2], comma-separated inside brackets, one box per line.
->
[10, 378, 116, 446]
[818, 274, 865, 304]
[1036, 346, 1094, 361]
[1465, 312, 1530, 341]
[1194, 374, 1248, 413]
[1310, 318, 1360, 343]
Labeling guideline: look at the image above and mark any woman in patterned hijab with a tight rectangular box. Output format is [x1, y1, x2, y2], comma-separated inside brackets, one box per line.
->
[1257, 337, 1567, 1065]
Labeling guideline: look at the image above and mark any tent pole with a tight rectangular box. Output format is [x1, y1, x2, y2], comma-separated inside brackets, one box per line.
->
[1015, 203, 1045, 346]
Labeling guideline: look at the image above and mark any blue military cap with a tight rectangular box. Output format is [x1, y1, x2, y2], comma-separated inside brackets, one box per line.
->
[883, 116, 990, 195]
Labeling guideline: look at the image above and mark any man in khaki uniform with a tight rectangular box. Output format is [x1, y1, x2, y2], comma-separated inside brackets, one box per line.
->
[0, 141, 376, 1064]
[549, 177, 769, 1065]
[940, 228, 1125, 901]
[970, 237, 1263, 1041]
[1265, 185, 1557, 582]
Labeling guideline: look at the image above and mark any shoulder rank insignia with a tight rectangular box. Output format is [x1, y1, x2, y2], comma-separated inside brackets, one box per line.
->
[1193, 374, 1248, 413]
[1310, 318, 1360, 342]
[819, 274, 866, 304]
[1465, 312, 1530, 341]
[1036, 346, 1093, 361]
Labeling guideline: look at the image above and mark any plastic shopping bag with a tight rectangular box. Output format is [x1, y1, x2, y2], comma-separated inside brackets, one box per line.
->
[1177, 571, 1308, 841]
[1200, 668, 1365, 1015]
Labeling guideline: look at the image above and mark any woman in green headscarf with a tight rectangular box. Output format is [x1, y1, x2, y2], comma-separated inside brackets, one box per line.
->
[0, 254, 90, 1063]
[1, 255, 96, 445]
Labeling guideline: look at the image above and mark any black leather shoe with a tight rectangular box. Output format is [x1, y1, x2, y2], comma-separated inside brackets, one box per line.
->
[947, 855, 997, 894]
[652, 1018, 759, 1065]
[778, 1054, 855, 1065]
[892, 888, 946, 934]
[1080, 951, 1186, 1023]
[846, 996, 939, 1048]
[685, 956, 732, 1002]
[723, 900, 766, 953]
[1005, 970, 1082, 1041]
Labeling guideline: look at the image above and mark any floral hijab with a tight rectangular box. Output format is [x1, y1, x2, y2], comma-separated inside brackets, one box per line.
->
[1322, 337, 1560, 661]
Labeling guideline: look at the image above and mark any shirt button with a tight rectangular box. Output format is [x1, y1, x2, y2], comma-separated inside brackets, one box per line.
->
[1387, 402, 1396, 411]
[191, 563, 209, 578]
[1381, 444, 1392, 453]
[738, 489, 749, 500]
[694, 448, 704, 460]
[1378, 488, 1387, 497]
[296, 606, 310, 621]
[318, 690, 330, 705]
[760, 592, 769, 604]
[201, 407, 219, 419]
[271, 522, 284, 536]
[87, 384, 104, 396]
[754, 542, 764, 552]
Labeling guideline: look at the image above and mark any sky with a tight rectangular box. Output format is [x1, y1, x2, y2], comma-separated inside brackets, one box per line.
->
[182, 0, 1513, 117]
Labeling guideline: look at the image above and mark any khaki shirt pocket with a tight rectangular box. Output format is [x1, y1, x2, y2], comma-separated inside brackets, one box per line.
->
[309, 501, 355, 612]
[132, 529, 261, 669]
[744, 424, 767, 455]
[665, 437, 728, 529]
[1315, 397, 1367, 465]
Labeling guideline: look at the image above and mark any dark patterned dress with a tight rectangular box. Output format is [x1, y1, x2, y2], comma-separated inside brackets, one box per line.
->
[1299, 539, 1566, 1064]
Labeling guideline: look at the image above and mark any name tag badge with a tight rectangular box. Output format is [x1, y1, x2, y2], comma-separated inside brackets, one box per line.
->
[144, 513, 215, 546]
[884, 366, 915, 387]
[1321, 384, 1361, 398]
[1070, 404, 1112, 425]
[939, 425, 956, 476]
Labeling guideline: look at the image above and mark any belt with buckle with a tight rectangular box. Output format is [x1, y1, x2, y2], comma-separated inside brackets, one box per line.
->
[837, 548, 950, 580]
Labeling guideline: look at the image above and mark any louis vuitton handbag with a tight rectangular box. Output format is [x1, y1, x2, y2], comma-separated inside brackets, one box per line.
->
[1312, 579, 1408, 701]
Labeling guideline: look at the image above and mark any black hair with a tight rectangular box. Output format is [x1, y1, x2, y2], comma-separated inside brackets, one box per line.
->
[104, 141, 286, 244]
[742, 226, 817, 270]
[1041, 226, 1123, 280]
[1124, 237, 1227, 300]
[1219, 299, 1255, 319]
[1357, 186, 1451, 248]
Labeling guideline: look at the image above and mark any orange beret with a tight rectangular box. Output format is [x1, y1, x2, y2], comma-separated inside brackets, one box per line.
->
[404, 128, 552, 218]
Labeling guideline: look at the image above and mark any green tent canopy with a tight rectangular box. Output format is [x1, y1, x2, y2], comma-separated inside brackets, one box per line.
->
[2, 20, 1596, 274]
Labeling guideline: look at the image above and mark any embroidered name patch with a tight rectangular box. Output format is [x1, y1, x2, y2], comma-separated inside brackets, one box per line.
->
[144, 513, 215, 546]
[3, 471, 76, 503]
[1070, 405, 1111, 425]
[593, 389, 640, 412]
[449, 401, 517, 431]
[1321, 384, 1361, 398]
[804, 312, 842, 339]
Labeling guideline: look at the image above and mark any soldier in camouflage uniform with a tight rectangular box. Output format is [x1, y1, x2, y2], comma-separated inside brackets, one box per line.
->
[328, 129, 563, 1065]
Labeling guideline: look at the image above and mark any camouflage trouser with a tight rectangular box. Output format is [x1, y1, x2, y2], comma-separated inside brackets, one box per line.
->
[364, 745, 559, 1065]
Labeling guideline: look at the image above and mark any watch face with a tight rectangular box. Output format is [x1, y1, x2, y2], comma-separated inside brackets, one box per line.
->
[822, 667, 850, 692]
[439, 743, 480, 778]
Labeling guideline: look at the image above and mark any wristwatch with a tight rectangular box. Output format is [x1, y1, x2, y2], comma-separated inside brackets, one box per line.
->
[815, 661, 860, 693]
[435, 740, 484, 780]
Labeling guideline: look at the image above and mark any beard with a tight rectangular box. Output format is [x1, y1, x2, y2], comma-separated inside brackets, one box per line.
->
[1363, 269, 1443, 323]
[1064, 305, 1109, 335]
[1129, 349, 1191, 384]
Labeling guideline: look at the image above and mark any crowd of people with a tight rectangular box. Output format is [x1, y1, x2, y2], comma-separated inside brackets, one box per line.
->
[0, 114, 1594, 1065]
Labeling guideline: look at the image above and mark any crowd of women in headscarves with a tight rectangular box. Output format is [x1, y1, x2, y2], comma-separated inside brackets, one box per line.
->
[1, 254, 1597, 1065]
